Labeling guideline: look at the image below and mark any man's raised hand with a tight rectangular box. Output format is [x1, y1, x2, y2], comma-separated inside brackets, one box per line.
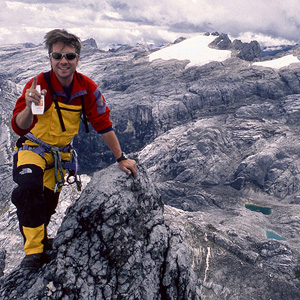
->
[25, 77, 46, 108]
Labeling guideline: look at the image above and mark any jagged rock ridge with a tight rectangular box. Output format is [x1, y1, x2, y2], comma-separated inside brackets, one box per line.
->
[208, 32, 261, 61]
[0, 163, 199, 300]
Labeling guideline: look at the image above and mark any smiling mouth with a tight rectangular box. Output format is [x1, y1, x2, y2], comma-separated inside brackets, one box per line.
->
[59, 67, 69, 70]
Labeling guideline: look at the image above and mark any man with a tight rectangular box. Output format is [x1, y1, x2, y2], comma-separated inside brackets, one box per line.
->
[11, 29, 137, 270]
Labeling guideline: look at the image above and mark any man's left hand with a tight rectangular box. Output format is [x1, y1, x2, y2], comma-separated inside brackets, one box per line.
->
[119, 158, 137, 179]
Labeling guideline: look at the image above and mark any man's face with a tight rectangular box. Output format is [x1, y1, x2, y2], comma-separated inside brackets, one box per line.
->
[49, 42, 79, 86]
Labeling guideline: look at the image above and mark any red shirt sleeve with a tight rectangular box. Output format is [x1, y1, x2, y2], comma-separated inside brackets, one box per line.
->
[80, 75, 113, 133]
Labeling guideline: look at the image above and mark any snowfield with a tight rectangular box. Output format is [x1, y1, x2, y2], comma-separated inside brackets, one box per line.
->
[149, 34, 300, 70]
[148, 35, 231, 68]
[253, 54, 300, 69]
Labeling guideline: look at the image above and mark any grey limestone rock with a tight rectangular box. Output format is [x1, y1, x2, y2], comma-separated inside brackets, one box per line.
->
[208, 33, 261, 60]
[0, 163, 199, 300]
[0, 249, 5, 277]
[164, 205, 300, 300]
[208, 33, 232, 50]
[232, 39, 262, 61]
[0, 79, 18, 210]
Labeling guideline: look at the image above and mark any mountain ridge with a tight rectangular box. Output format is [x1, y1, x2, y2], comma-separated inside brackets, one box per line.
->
[1, 32, 300, 299]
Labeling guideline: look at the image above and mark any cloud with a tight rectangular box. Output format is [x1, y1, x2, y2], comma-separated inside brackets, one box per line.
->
[1, 0, 299, 48]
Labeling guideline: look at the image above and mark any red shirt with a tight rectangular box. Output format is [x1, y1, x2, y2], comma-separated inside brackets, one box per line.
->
[11, 70, 113, 137]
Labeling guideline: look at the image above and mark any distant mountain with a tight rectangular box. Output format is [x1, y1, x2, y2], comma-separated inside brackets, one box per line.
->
[1, 33, 300, 299]
[262, 45, 294, 57]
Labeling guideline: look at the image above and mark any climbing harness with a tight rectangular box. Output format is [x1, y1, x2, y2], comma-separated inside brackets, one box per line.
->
[13, 71, 91, 193]
[14, 132, 82, 193]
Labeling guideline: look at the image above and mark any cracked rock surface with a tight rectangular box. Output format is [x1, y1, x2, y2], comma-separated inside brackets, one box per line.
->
[164, 204, 300, 300]
[0, 249, 5, 277]
[0, 163, 199, 300]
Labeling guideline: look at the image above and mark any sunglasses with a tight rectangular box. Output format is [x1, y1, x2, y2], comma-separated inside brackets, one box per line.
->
[50, 52, 78, 60]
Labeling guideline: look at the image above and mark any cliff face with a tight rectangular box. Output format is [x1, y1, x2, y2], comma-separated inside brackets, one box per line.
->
[165, 204, 300, 300]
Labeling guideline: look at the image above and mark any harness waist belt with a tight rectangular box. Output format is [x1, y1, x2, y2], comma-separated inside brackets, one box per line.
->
[15, 132, 81, 192]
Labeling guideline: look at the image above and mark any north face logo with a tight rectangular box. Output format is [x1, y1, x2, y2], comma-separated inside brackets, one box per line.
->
[19, 168, 33, 175]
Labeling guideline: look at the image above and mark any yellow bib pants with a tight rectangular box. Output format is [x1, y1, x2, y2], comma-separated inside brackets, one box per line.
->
[12, 148, 70, 255]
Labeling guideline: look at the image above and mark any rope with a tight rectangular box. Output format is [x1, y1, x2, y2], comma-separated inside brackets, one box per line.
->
[24, 133, 80, 193]
[51, 146, 65, 193]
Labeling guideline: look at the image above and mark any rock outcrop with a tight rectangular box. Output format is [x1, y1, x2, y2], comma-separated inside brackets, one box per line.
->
[0, 163, 199, 300]
[0, 78, 18, 211]
[0, 249, 5, 277]
[232, 39, 262, 61]
[208, 33, 261, 60]
[208, 33, 232, 50]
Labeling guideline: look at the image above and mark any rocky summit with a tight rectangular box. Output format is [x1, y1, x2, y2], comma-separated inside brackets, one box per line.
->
[0, 163, 198, 300]
[1, 33, 300, 299]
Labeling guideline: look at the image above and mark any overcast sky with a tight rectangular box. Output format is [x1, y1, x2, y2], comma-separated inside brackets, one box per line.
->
[1, 0, 299, 49]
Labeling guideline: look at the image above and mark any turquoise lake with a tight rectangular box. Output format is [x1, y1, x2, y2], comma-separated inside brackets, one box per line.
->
[266, 230, 287, 241]
[245, 204, 272, 215]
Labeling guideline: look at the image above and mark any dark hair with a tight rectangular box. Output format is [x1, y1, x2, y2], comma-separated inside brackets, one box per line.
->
[44, 29, 81, 55]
